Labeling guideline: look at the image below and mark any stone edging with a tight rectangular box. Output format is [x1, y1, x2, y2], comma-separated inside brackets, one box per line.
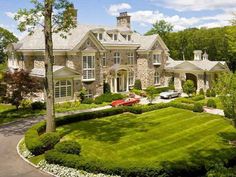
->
[16, 138, 56, 177]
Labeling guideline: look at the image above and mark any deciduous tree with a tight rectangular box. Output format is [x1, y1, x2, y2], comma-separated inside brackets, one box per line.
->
[182, 80, 196, 96]
[15, 0, 77, 132]
[214, 73, 236, 119]
[3, 70, 41, 109]
[146, 86, 158, 104]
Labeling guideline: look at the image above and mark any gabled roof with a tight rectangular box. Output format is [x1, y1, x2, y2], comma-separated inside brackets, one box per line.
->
[165, 60, 229, 72]
[13, 24, 167, 51]
[30, 65, 79, 77]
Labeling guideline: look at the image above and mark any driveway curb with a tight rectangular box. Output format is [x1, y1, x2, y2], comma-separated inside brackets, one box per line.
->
[16, 138, 55, 177]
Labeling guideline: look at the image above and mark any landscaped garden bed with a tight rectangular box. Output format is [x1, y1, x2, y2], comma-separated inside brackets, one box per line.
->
[20, 102, 236, 177]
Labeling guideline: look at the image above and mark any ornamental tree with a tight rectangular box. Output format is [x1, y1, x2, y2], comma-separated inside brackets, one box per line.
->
[3, 70, 41, 109]
[14, 0, 77, 132]
[182, 80, 196, 96]
[146, 86, 158, 104]
[214, 73, 236, 119]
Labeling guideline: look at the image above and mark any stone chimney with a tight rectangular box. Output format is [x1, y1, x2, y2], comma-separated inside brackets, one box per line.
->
[117, 12, 131, 29]
[202, 51, 208, 60]
[193, 50, 202, 61]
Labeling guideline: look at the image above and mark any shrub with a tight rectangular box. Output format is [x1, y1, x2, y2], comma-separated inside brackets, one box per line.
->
[94, 93, 124, 104]
[146, 86, 158, 104]
[31, 101, 46, 110]
[81, 98, 94, 104]
[206, 89, 211, 97]
[103, 82, 111, 94]
[79, 88, 86, 102]
[192, 95, 205, 101]
[39, 132, 60, 151]
[193, 103, 204, 112]
[24, 121, 46, 155]
[199, 88, 205, 96]
[183, 80, 196, 96]
[134, 79, 142, 90]
[207, 99, 216, 108]
[55, 141, 81, 155]
[20, 99, 32, 109]
[211, 90, 216, 97]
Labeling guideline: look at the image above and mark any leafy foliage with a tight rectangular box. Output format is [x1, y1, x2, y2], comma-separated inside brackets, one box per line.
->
[103, 82, 111, 94]
[199, 88, 205, 96]
[146, 86, 158, 104]
[0, 27, 18, 63]
[39, 132, 60, 151]
[193, 102, 204, 112]
[134, 79, 142, 90]
[55, 141, 81, 155]
[207, 99, 217, 108]
[31, 101, 46, 110]
[145, 20, 173, 41]
[3, 70, 42, 109]
[214, 73, 236, 119]
[183, 80, 196, 96]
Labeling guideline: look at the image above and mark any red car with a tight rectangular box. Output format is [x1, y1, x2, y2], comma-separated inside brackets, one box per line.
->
[111, 98, 140, 107]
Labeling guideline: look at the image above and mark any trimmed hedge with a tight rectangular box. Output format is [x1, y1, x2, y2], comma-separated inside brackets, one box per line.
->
[55, 141, 81, 155]
[24, 121, 46, 155]
[31, 101, 46, 110]
[39, 132, 60, 151]
[192, 95, 205, 101]
[45, 149, 166, 177]
[207, 99, 217, 108]
[94, 93, 124, 104]
[193, 103, 204, 112]
[25, 102, 194, 156]
[81, 98, 94, 104]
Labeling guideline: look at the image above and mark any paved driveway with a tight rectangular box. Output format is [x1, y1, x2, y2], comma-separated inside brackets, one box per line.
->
[0, 116, 51, 177]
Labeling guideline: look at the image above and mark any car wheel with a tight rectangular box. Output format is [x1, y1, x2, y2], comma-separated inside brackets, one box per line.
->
[168, 95, 172, 99]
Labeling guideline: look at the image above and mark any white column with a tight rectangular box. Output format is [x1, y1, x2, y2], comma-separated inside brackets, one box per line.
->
[126, 72, 129, 92]
[114, 72, 117, 93]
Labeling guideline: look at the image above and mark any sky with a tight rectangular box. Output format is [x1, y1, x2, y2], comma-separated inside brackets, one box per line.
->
[0, 0, 235, 39]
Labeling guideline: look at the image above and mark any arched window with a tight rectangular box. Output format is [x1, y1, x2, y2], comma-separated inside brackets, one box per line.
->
[154, 71, 160, 85]
[55, 80, 72, 98]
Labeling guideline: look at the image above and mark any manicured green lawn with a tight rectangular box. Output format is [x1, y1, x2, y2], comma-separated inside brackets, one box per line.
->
[0, 102, 108, 125]
[0, 104, 45, 125]
[57, 107, 236, 169]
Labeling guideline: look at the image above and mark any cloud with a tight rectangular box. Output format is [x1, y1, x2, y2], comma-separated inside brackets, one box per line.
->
[107, 3, 132, 16]
[5, 11, 16, 19]
[151, 0, 236, 12]
[129, 10, 200, 31]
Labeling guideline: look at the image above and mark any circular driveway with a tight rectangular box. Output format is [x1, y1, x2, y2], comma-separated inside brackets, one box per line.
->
[0, 117, 51, 177]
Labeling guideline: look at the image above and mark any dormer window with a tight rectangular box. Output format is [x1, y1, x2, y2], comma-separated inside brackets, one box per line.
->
[94, 33, 103, 41]
[153, 53, 161, 65]
[109, 33, 118, 41]
[114, 34, 118, 41]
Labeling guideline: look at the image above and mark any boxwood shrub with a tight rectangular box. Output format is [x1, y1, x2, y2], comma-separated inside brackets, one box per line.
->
[54, 140, 81, 155]
[24, 121, 46, 155]
[39, 132, 60, 151]
[193, 103, 204, 112]
[192, 95, 205, 101]
[207, 99, 217, 108]
[94, 93, 124, 104]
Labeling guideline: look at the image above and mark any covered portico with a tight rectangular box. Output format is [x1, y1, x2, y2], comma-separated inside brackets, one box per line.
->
[165, 60, 230, 91]
[108, 64, 130, 93]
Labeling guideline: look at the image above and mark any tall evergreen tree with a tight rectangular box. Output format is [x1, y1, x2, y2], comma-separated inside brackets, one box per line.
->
[15, 0, 77, 132]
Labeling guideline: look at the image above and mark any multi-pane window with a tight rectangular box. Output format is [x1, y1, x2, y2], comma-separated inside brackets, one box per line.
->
[153, 54, 161, 64]
[114, 52, 120, 64]
[102, 54, 106, 67]
[98, 33, 103, 41]
[128, 52, 134, 65]
[85, 89, 93, 98]
[55, 80, 72, 98]
[154, 71, 160, 85]
[83, 55, 95, 80]
[114, 34, 118, 41]
[128, 71, 134, 86]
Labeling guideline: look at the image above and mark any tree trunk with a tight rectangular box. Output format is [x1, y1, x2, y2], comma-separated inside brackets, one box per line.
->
[44, 0, 55, 132]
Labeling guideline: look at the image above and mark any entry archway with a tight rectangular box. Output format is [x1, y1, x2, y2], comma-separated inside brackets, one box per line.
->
[185, 73, 197, 90]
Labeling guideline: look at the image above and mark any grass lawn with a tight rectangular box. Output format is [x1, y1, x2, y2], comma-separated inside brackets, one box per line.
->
[0, 102, 108, 125]
[57, 107, 236, 169]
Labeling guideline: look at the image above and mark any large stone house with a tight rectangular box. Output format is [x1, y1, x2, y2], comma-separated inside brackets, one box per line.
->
[7, 11, 229, 102]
